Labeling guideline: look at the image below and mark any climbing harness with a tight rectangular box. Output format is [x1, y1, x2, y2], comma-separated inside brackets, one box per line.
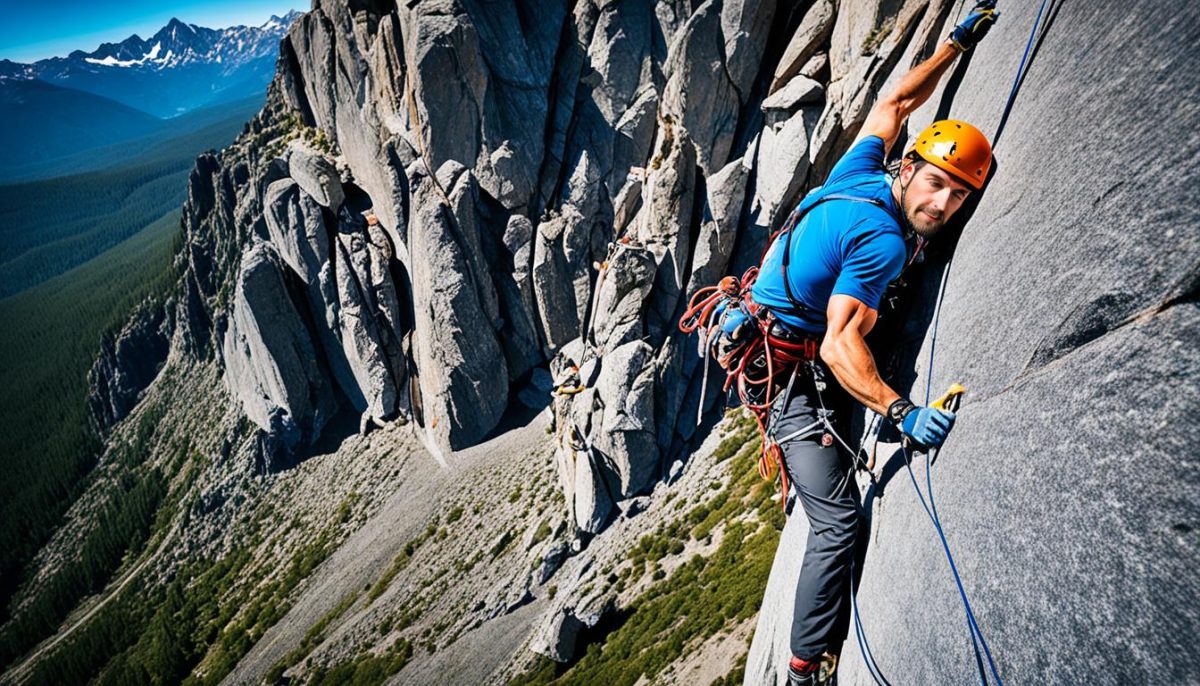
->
[679, 269, 819, 502]
[850, 2, 1056, 683]
[680, 189, 926, 504]
[778, 193, 924, 321]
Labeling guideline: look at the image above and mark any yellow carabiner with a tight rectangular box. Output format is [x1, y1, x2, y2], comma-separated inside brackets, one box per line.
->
[930, 383, 966, 413]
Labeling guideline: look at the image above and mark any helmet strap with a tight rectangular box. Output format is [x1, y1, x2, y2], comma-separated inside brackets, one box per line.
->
[894, 165, 918, 241]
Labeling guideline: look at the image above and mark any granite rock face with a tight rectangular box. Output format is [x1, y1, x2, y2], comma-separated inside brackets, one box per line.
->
[222, 242, 338, 452]
[406, 163, 509, 455]
[286, 140, 344, 209]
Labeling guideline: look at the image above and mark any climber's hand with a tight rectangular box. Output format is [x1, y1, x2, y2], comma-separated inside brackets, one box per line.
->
[950, 0, 999, 52]
[714, 307, 752, 368]
[896, 404, 956, 450]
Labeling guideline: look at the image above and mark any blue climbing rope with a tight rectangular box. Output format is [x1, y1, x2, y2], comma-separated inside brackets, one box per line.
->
[906, 263, 1004, 686]
[851, 560, 893, 686]
[993, 0, 1052, 147]
[891, 1, 1058, 682]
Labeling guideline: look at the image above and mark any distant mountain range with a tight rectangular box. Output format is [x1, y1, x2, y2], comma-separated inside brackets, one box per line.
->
[0, 11, 302, 118]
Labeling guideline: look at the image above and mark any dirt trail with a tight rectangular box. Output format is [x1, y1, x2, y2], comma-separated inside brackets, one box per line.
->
[3, 523, 180, 684]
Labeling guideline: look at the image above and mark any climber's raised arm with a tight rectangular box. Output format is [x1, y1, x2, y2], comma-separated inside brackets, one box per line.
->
[860, 43, 960, 155]
[860, 1, 999, 156]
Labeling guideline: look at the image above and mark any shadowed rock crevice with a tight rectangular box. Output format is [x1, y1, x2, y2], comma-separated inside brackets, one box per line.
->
[1025, 290, 1143, 371]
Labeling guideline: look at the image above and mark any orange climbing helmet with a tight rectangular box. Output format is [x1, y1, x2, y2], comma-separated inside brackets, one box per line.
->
[906, 120, 992, 190]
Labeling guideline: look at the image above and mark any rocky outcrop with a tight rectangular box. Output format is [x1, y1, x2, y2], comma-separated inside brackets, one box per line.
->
[406, 161, 508, 454]
[660, 1, 742, 176]
[285, 140, 344, 209]
[809, 0, 948, 171]
[87, 300, 172, 434]
[590, 340, 658, 497]
[331, 207, 409, 425]
[229, 146, 416, 445]
[222, 241, 338, 452]
[769, 0, 834, 95]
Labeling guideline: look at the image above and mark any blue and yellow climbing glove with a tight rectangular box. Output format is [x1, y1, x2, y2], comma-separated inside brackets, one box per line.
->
[888, 399, 956, 450]
[950, 0, 999, 52]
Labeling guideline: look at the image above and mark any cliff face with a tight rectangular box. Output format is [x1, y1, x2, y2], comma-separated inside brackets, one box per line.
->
[65, 0, 1200, 683]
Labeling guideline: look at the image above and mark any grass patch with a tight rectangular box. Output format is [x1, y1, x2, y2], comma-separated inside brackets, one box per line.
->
[306, 637, 413, 686]
[265, 590, 361, 683]
[489, 530, 516, 560]
[531, 519, 553, 545]
[366, 516, 442, 603]
[860, 19, 895, 55]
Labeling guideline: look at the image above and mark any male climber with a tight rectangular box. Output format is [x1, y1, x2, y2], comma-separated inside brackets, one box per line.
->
[748, 3, 999, 684]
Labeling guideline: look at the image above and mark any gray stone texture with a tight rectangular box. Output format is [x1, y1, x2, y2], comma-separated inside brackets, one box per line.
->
[769, 0, 834, 95]
[87, 301, 171, 434]
[406, 163, 508, 453]
[590, 243, 656, 353]
[660, 0, 740, 175]
[222, 242, 338, 450]
[591, 340, 658, 499]
[638, 120, 697, 343]
[285, 140, 344, 209]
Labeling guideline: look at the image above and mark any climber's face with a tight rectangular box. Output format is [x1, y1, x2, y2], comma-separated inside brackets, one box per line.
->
[898, 161, 972, 237]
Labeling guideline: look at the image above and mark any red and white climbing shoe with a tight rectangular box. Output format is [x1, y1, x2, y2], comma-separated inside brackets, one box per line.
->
[787, 653, 838, 686]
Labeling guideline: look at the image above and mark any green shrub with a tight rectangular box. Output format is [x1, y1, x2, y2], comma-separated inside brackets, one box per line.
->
[309, 638, 412, 686]
[531, 519, 553, 545]
[489, 530, 515, 560]
[267, 590, 360, 681]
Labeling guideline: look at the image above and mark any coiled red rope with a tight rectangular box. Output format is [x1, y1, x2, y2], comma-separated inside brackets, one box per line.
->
[679, 267, 817, 504]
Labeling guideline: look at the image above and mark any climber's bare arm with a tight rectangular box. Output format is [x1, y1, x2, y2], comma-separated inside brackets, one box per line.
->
[820, 294, 901, 416]
[860, 41, 962, 156]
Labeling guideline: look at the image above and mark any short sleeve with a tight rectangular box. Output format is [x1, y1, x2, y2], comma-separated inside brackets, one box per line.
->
[830, 223, 906, 310]
[824, 135, 888, 187]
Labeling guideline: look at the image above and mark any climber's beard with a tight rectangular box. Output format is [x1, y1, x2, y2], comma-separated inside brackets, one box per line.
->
[905, 199, 946, 238]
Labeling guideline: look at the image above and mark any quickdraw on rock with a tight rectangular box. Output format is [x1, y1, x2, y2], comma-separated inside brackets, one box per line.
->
[678, 267, 818, 503]
[555, 364, 586, 396]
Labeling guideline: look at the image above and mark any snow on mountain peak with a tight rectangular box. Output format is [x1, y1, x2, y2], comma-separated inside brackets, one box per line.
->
[8, 11, 303, 76]
[83, 41, 167, 68]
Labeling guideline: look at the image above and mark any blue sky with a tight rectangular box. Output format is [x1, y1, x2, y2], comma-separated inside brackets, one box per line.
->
[0, 0, 307, 63]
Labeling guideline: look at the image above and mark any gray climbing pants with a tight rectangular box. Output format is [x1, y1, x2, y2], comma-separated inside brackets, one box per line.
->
[771, 361, 866, 661]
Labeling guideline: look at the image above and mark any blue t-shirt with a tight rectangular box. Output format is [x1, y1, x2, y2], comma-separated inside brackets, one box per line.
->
[750, 135, 908, 333]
